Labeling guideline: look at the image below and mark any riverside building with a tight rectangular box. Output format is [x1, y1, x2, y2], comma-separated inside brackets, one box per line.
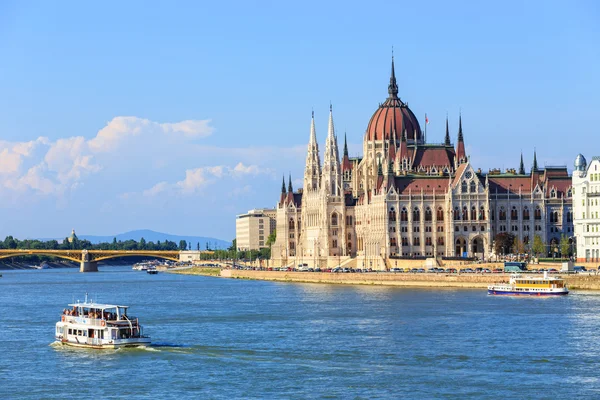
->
[270, 59, 573, 270]
[573, 154, 600, 262]
[236, 208, 276, 251]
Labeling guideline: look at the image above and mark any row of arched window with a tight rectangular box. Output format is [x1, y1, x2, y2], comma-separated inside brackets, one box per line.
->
[453, 206, 486, 221]
[460, 181, 477, 193]
[390, 237, 446, 247]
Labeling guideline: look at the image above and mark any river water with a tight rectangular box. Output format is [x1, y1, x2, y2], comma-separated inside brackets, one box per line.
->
[1, 266, 600, 399]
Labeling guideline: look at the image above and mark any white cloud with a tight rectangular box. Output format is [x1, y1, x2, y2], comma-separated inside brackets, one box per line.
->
[0, 116, 216, 199]
[88, 116, 214, 153]
[160, 120, 214, 138]
[140, 163, 268, 198]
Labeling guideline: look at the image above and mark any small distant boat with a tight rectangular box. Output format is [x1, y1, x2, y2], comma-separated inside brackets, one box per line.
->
[488, 272, 568, 296]
[55, 294, 151, 349]
[33, 262, 50, 270]
[147, 267, 158, 275]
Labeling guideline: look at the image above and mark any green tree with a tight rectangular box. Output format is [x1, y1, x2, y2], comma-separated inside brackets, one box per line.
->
[532, 234, 545, 258]
[4, 236, 17, 249]
[560, 234, 570, 259]
[266, 230, 276, 248]
[139, 237, 146, 250]
[228, 239, 237, 252]
[494, 233, 515, 255]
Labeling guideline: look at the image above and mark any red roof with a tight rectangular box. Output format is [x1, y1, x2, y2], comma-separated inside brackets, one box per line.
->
[488, 176, 532, 194]
[393, 177, 450, 194]
[412, 146, 455, 169]
[366, 98, 421, 142]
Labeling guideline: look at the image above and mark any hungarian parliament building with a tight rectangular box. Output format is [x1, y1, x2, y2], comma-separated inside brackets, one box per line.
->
[271, 59, 572, 269]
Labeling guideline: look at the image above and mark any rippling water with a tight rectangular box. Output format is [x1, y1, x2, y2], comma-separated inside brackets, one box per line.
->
[2, 266, 600, 399]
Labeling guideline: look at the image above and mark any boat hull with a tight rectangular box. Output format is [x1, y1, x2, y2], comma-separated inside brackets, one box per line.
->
[488, 290, 568, 296]
[56, 337, 151, 349]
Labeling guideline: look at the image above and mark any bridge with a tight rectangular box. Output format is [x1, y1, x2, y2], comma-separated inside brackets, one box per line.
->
[0, 249, 181, 272]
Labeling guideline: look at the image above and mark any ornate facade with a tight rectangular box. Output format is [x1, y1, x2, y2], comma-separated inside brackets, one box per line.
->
[271, 59, 573, 269]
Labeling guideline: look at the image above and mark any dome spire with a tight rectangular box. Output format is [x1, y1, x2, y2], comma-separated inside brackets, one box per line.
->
[388, 52, 399, 99]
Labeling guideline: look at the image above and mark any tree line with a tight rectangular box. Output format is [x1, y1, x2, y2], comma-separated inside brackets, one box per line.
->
[493, 233, 572, 259]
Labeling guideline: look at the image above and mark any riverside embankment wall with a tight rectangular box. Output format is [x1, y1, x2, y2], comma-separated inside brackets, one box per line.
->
[219, 269, 600, 290]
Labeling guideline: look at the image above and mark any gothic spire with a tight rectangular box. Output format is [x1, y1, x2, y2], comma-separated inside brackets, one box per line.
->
[444, 115, 451, 146]
[377, 158, 383, 176]
[288, 174, 293, 193]
[532, 150, 539, 172]
[343, 132, 348, 157]
[388, 55, 398, 99]
[304, 110, 321, 192]
[456, 113, 466, 165]
[281, 175, 286, 193]
[519, 152, 525, 175]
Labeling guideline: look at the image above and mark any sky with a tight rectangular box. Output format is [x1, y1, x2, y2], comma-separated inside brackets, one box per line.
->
[0, 0, 598, 241]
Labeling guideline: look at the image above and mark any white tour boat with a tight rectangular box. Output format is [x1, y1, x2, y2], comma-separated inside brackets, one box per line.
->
[488, 272, 568, 296]
[55, 294, 151, 348]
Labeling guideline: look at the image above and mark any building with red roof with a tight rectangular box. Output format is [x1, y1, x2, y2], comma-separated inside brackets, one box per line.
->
[270, 59, 573, 269]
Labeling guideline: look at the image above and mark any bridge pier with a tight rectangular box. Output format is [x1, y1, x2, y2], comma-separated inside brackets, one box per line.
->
[80, 261, 98, 272]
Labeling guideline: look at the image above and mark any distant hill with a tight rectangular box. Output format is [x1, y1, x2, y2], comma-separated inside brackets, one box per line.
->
[40, 229, 231, 250]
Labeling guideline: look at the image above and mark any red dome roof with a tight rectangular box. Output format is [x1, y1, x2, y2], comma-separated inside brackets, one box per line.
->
[365, 59, 422, 143]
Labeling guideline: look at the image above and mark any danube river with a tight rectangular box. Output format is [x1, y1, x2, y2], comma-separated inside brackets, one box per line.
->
[2, 266, 600, 399]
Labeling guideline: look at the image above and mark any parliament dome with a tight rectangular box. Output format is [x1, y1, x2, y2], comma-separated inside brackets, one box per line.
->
[365, 59, 422, 143]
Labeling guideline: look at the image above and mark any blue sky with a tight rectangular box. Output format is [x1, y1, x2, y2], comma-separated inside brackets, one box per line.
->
[0, 0, 598, 241]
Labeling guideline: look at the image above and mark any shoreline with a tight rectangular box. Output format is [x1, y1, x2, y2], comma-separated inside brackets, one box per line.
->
[169, 268, 600, 290]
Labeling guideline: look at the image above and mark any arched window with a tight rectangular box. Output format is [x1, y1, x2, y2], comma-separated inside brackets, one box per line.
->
[535, 206, 542, 220]
[553, 211, 559, 223]
[462, 206, 468, 220]
[289, 218, 295, 230]
[479, 206, 486, 220]
[400, 207, 408, 222]
[523, 207, 530, 220]
[471, 206, 477, 220]
[331, 213, 338, 226]
[499, 207, 506, 220]
[413, 207, 420, 221]
[437, 207, 444, 221]
[425, 207, 432, 222]
[511, 206, 518, 220]
[388, 207, 396, 222]
[454, 207, 460, 220]
[470, 181, 476, 193]
[461, 181, 467, 193]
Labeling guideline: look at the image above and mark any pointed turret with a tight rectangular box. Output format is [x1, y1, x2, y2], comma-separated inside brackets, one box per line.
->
[286, 174, 294, 205]
[322, 105, 342, 196]
[377, 158, 383, 176]
[343, 132, 348, 157]
[279, 175, 286, 205]
[444, 115, 451, 146]
[532, 150, 539, 172]
[388, 56, 399, 99]
[456, 113, 466, 166]
[303, 111, 322, 192]
[519, 153, 525, 175]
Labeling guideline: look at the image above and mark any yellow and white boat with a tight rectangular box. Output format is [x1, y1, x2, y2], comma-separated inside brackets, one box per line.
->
[488, 272, 568, 296]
